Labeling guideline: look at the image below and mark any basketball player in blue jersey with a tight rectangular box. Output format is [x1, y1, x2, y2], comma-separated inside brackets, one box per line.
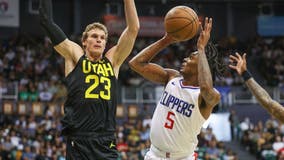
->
[129, 17, 226, 160]
[39, 0, 139, 159]
[229, 53, 284, 123]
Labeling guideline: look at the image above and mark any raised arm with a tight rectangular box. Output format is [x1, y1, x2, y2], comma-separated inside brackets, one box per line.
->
[229, 53, 284, 123]
[197, 18, 221, 119]
[39, 0, 83, 68]
[129, 34, 179, 85]
[106, 0, 140, 73]
[39, 0, 66, 46]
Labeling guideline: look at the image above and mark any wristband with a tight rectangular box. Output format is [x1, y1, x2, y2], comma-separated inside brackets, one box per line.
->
[241, 70, 252, 81]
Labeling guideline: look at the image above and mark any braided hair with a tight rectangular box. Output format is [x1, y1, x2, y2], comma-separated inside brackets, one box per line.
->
[205, 42, 227, 81]
[185, 35, 227, 82]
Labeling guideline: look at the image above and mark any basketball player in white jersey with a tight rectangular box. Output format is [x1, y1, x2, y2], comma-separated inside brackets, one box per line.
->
[129, 17, 226, 160]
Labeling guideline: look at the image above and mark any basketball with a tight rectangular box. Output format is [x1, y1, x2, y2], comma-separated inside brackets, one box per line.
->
[164, 6, 200, 41]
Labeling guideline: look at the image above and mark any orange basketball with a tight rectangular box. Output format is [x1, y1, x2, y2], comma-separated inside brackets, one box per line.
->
[164, 6, 200, 41]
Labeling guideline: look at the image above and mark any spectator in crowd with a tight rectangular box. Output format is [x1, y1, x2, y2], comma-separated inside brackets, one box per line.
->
[205, 138, 220, 160]
[229, 109, 239, 141]
[272, 135, 284, 153]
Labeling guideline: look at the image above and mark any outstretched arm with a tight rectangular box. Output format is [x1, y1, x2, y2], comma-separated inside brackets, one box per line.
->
[39, 0, 66, 46]
[198, 17, 221, 119]
[39, 0, 83, 76]
[129, 34, 179, 85]
[106, 0, 140, 74]
[229, 53, 284, 123]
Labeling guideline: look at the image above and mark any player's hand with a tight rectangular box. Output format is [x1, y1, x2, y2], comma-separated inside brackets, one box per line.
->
[163, 32, 178, 44]
[197, 17, 212, 50]
[229, 52, 247, 75]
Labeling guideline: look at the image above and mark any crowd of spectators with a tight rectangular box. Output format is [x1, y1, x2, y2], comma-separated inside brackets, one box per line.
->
[1, 34, 284, 90]
[0, 106, 238, 160]
[1, 34, 283, 159]
[247, 37, 284, 87]
[238, 116, 284, 160]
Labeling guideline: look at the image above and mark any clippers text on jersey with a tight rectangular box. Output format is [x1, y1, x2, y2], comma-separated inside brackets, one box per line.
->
[160, 91, 195, 117]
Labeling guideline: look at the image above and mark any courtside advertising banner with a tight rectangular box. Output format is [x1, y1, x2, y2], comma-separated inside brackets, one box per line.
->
[0, 0, 19, 27]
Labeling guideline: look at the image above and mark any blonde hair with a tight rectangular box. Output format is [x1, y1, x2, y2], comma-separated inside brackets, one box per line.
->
[81, 22, 108, 47]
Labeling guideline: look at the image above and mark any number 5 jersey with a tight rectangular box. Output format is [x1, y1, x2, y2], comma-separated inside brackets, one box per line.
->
[150, 77, 206, 157]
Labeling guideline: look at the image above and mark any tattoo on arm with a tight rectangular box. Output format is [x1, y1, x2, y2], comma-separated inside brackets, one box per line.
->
[139, 44, 162, 63]
[270, 101, 284, 123]
[129, 38, 173, 84]
[245, 79, 271, 105]
[198, 49, 213, 88]
[246, 78, 284, 122]
[198, 49, 214, 103]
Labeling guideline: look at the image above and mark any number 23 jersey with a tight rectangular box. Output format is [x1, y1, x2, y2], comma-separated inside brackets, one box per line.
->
[61, 55, 117, 134]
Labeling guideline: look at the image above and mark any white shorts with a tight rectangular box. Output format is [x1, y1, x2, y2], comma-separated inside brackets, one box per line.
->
[144, 146, 196, 160]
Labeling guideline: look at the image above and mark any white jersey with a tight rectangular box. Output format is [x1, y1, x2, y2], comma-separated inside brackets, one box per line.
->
[150, 77, 206, 159]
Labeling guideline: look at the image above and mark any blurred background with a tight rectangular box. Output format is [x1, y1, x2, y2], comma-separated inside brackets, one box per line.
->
[1, 0, 284, 159]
